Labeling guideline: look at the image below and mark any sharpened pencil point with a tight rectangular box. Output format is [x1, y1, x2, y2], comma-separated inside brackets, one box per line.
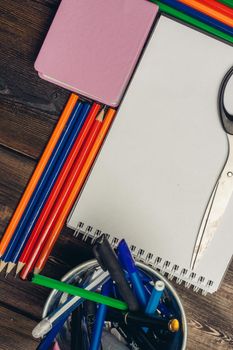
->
[34, 267, 41, 275]
[15, 262, 25, 277]
[5, 262, 16, 276]
[96, 106, 107, 122]
[0, 261, 7, 273]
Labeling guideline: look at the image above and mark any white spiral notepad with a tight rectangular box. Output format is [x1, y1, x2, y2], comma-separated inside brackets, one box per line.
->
[67, 16, 233, 294]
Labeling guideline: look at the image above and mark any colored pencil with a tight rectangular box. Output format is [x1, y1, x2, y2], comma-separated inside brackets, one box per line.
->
[219, 0, 233, 9]
[31, 274, 128, 311]
[178, 0, 233, 26]
[3, 102, 91, 275]
[20, 107, 107, 280]
[152, 1, 233, 44]
[17, 103, 101, 275]
[0, 94, 78, 258]
[32, 271, 109, 339]
[0, 100, 83, 271]
[33, 108, 115, 275]
[201, 0, 233, 18]
[158, 0, 233, 36]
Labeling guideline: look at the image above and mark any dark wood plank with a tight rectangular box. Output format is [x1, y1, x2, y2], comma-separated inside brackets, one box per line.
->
[0, 0, 70, 158]
[0, 146, 36, 235]
[0, 304, 39, 350]
[0, 98, 57, 160]
[176, 264, 233, 350]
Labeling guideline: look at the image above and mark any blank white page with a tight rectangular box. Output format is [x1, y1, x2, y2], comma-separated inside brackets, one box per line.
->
[68, 17, 233, 293]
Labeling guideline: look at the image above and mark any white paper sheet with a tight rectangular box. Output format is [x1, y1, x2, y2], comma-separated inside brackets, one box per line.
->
[68, 17, 233, 293]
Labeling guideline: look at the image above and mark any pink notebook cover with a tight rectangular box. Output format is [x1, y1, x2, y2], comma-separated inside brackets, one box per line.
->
[35, 0, 158, 107]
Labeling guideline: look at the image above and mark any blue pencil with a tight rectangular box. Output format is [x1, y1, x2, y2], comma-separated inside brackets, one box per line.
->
[159, 0, 233, 37]
[7, 102, 91, 267]
[2, 102, 91, 273]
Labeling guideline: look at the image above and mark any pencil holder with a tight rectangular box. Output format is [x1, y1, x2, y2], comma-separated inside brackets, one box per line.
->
[42, 259, 188, 350]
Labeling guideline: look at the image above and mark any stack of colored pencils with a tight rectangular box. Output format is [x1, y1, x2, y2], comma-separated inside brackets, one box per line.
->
[0, 94, 115, 279]
[152, 0, 233, 44]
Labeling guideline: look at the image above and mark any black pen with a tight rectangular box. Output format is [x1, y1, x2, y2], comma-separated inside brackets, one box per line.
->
[112, 323, 143, 350]
[106, 309, 180, 332]
[93, 234, 140, 311]
[71, 305, 83, 350]
[84, 301, 97, 339]
[124, 325, 159, 350]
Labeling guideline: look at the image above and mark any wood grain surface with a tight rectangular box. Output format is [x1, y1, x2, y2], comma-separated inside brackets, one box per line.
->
[0, 1, 232, 349]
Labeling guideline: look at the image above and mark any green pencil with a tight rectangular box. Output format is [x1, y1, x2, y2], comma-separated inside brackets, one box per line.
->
[31, 274, 128, 311]
[218, 0, 233, 9]
[151, 1, 233, 44]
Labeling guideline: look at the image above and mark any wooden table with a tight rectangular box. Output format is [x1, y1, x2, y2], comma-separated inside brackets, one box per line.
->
[0, 1, 232, 349]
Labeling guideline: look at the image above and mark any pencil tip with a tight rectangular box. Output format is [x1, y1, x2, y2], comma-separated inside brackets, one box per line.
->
[34, 267, 41, 275]
[5, 262, 16, 276]
[0, 261, 7, 273]
[15, 262, 25, 277]
[96, 106, 107, 121]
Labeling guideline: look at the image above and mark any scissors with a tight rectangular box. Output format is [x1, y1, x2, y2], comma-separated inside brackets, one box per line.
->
[191, 66, 233, 270]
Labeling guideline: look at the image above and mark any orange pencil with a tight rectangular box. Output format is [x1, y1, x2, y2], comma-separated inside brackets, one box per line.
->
[0, 94, 78, 257]
[178, 0, 233, 27]
[32, 108, 115, 275]
[201, 0, 233, 18]
[17, 103, 101, 276]
[20, 106, 103, 279]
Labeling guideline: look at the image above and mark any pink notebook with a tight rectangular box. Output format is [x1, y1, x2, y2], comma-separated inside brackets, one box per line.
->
[35, 0, 158, 107]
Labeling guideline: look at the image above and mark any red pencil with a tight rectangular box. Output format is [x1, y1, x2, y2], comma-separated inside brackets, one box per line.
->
[16, 102, 101, 275]
[20, 107, 106, 280]
[201, 0, 233, 18]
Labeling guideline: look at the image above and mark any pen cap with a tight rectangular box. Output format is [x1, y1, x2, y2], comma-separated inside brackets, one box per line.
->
[92, 242, 107, 271]
[117, 239, 137, 273]
[155, 280, 165, 292]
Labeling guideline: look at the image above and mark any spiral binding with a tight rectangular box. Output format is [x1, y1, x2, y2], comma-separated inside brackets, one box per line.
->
[73, 221, 214, 295]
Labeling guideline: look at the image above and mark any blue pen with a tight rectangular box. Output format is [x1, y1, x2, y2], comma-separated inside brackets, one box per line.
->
[158, 300, 174, 319]
[89, 280, 112, 350]
[159, 0, 233, 36]
[3, 102, 91, 271]
[36, 317, 65, 350]
[143, 279, 173, 318]
[145, 280, 165, 315]
[117, 239, 148, 307]
[35, 270, 94, 349]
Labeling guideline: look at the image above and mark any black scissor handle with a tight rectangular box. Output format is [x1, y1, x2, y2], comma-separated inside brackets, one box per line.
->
[218, 66, 233, 135]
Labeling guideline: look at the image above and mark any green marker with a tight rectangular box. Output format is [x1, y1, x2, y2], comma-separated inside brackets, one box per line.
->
[151, 1, 233, 44]
[31, 274, 128, 311]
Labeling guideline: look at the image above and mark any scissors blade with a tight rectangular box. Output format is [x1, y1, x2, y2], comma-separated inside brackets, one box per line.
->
[191, 135, 233, 270]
